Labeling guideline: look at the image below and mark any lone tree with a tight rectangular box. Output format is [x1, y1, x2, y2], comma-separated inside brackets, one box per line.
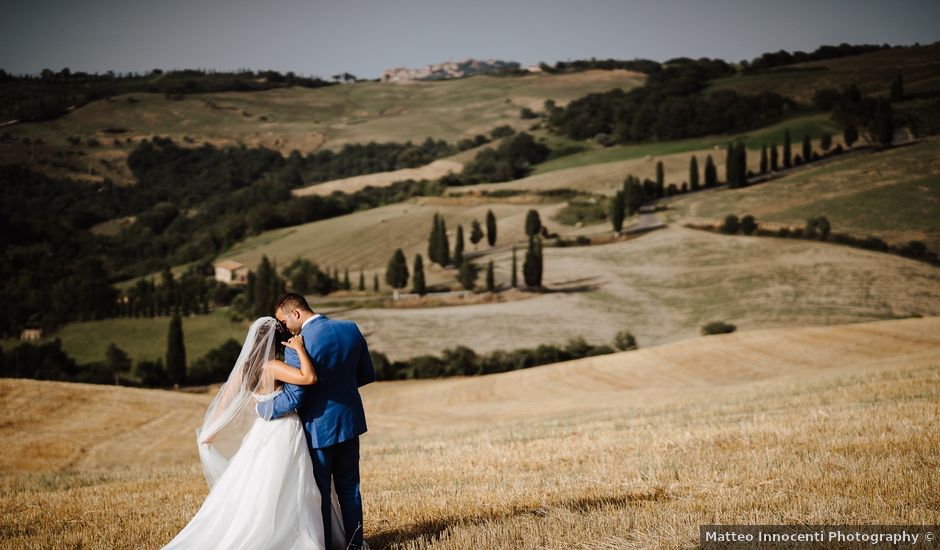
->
[454, 224, 465, 267]
[511, 245, 518, 288]
[524, 209, 542, 238]
[610, 190, 626, 233]
[385, 248, 409, 295]
[783, 129, 792, 168]
[689, 156, 699, 191]
[802, 134, 812, 162]
[469, 219, 484, 247]
[486, 209, 497, 246]
[166, 314, 186, 386]
[523, 236, 543, 288]
[485, 260, 495, 292]
[412, 254, 427, 295]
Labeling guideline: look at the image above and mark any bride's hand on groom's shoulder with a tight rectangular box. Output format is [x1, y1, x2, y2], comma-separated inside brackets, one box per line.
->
[282, 334, 304, 352]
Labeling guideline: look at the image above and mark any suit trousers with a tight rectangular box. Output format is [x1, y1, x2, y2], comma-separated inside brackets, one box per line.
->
[312, 436, 363, 549]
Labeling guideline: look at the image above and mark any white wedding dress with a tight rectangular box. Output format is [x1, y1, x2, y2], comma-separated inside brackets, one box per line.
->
[164, 389, 345, 550]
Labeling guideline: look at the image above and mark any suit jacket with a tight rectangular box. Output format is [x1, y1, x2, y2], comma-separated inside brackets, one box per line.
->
[259, 315, 376, 448]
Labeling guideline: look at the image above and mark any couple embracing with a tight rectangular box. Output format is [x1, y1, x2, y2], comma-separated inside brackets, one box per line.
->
[163, 293, 375, 550]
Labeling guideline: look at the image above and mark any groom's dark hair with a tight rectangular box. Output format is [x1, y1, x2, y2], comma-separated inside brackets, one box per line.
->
[275, 292, 313, 314]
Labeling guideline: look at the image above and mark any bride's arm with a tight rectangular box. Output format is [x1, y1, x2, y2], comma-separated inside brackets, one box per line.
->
[266, 334, 318, 385]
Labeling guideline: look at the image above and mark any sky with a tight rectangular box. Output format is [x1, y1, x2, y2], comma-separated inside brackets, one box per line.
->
[2, 0, 938, 79]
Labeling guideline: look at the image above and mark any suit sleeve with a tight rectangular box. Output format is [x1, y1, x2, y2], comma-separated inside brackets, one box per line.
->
[356, 330, 376, 387]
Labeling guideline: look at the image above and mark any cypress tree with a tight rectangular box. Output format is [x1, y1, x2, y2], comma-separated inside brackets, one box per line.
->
[412, 254, 427, 295]
[511, 245, 518, 288]
[458, 260, 478, 291]
[485, 260, 495, 292]
[524, 209, 542, 238]
[704, 155, 717, 187]
[373, 273, 379, 292]
[166, 314, 186, 386]
[737, 142, 747, 186]
[783, 129, 792, 168]
[610, 190, 626, 233]
[469, 219, 484, 247]
[485, 209, 497, 246]
[689, 156, 699, 191]
[385, 249, 409, 290]
[802, 134, 812, 163]
[439, 218, 451, 266]
[358, 270, 365, 291]
[428, 213, 440, 264]
[343, 268, 350, 290]
[759, 144, 768, 174]
[523, 236, 543, 288]
[770, 144, 779, 171]
[725, 142, 736, 187]
[655, 161, 664, 198]
[454, 225, 465, 267]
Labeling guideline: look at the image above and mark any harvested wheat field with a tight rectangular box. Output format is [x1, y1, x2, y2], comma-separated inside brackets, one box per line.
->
[1, 316, 938, 548]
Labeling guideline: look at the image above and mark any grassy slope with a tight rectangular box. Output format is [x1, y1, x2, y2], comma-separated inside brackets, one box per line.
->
[661, 137, 940, 249]
[0, 310, 248, 365]
[0, 70, 645, 184]
[1, 316, 937, 548]
[532, 113, 841, 175]
[707, 43, 940, 102]
[348, 224, 940, 360]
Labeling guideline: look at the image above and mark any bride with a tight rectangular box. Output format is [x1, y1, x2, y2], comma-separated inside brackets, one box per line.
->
[162, 317, 346, 550]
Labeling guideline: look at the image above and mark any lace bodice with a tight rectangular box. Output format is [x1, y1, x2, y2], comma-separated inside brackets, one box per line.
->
[251, 388, 283, 402]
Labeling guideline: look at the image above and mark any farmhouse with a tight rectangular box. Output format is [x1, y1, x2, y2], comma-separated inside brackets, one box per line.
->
[214, 260, 248, 285]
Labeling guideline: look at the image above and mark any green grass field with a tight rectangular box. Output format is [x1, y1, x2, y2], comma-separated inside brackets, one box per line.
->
[0, 309, 248, 365]
[533, 113, 841, 175]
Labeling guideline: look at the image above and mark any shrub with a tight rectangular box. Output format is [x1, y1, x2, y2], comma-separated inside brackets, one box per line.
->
[701, 321, 737, 335]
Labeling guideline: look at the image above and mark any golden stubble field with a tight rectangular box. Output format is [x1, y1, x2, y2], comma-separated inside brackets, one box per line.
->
[1, 316, 938, 548]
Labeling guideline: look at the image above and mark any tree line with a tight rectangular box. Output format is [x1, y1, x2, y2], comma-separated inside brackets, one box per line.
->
[0, 67, 336, 123]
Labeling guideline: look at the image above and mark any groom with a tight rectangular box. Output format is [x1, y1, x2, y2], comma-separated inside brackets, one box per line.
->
[257, 292, 376, 550]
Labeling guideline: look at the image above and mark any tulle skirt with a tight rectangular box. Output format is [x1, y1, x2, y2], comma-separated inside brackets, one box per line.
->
[163, 414, 326, 550]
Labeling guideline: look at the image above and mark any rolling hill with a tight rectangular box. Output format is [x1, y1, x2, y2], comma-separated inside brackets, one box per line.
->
[0, 69, 645, 185]
[1, 315, 937, 548]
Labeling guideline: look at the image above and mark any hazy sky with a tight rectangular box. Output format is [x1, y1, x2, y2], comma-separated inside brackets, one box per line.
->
[2, 0, 938, 79]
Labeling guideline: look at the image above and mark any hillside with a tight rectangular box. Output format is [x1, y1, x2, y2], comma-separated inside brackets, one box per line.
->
[661, 136, 940, 249]
[1, 316, 937, 548]
[708, 43, 940, 102]
[0, 69, 644, 185]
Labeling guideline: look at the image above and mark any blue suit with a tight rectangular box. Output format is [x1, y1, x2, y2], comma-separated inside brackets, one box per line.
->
[258, 314, 375, 549]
